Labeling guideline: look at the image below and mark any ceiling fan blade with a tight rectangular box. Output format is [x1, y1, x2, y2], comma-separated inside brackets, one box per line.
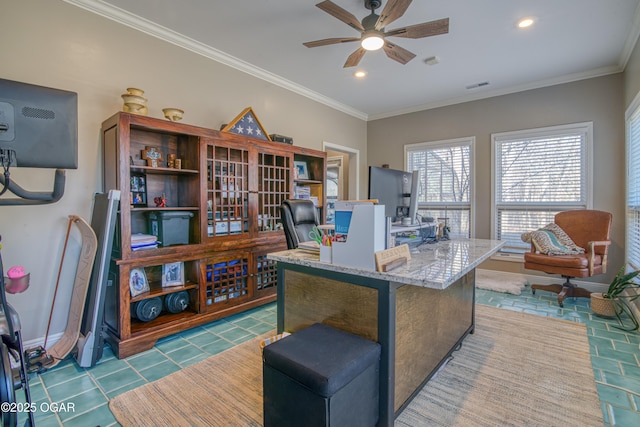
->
[385, 18, 449, 39]
[383, 41, 416, 65]
[375, 0, 412, 30]
[343, 47, 367, 68]
[303, 37, 360, 48]
[316, 0, 364, 32]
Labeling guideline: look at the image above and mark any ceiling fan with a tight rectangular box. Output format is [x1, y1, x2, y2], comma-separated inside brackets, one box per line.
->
[303, 0, 449, 68]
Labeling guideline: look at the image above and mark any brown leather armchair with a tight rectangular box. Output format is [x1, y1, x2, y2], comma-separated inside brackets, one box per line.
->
[524, 210, 612, 307]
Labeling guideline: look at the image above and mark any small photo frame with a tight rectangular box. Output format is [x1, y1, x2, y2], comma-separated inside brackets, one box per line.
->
[162, 262, 185, 287]
[129, 268, 149, 297]
[294, 161, 309, 180]
[130, 173, 147, 207]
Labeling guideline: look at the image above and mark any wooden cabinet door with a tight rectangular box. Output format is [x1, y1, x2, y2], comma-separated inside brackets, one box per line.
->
[253, 247, 284, 299]
[200, 251, 252, 312]
[203, 140, 251, 240]
[256, 148, 293, 234]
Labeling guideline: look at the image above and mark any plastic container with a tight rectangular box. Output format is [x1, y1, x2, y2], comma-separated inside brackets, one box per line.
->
[147, 211, 193, 246]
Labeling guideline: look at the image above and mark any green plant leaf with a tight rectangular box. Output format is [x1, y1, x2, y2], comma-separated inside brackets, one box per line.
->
[605, 264, 640, 299]
[612, 299, 640, 332]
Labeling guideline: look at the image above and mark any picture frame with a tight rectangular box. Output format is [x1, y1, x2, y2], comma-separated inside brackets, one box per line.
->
[129, 267, 149, 297]
[294, 161, 309, 180]
[130, 173, 147, 207]
[162, 261, 185, 287]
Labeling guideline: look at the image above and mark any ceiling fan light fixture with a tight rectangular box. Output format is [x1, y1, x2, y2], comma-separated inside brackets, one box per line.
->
[305, 0, 450, 67]
[517, 17, 535, 28]
[361, 31, 384, 51]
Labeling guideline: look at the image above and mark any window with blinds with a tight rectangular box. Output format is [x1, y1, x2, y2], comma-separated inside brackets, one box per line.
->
[405, 137, 474, 238]
[492, 123, 592, 253]
[626, 98, 640, 269]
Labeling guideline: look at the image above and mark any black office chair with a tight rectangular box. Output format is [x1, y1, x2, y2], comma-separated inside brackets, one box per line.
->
[280, 199, 318, 249]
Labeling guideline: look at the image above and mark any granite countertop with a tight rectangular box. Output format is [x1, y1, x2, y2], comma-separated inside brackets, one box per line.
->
[267, 238, 505, 290]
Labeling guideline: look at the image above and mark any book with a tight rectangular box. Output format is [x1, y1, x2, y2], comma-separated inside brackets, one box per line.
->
[131, 233, 158, 250]
[298, 241, 320, 253]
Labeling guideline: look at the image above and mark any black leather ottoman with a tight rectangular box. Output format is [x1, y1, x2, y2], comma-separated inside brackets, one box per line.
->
[263, 323, 380, 427]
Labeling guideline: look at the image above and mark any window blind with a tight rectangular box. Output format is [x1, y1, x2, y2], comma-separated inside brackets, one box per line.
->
[406, 138, 473, 238]
[627, 105, 640, 269]
[493, 123, 591, 253]
[496, 135, 585, 204]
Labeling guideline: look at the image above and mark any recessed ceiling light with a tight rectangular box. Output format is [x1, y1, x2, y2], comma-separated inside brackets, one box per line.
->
[354, 70, 367, 78]
[517, 17, 535, 28]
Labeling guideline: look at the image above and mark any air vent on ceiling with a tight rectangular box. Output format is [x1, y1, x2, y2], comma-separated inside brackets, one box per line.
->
[424, 56, 440, 66]
[465, 81, 490, 90]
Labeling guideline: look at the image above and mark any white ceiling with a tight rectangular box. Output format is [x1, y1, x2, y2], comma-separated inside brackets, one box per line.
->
[68, 0, 640, 120]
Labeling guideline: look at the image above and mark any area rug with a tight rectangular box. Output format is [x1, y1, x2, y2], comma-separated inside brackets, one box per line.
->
[475, 269, 528, 295]
[109, 305, 602, 427]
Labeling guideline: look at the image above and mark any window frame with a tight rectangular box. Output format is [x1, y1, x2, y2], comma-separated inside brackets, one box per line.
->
[626, 92, 640, 270]
[491, 122, 593, 258]
[404, 136, 475, 238]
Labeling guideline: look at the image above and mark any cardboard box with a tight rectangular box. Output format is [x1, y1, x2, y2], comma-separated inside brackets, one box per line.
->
[269, 134, 293, 144]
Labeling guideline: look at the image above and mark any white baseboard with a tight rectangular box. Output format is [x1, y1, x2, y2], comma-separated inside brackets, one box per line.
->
[21, 332, 63, 352]
[9, 332, 63, 369]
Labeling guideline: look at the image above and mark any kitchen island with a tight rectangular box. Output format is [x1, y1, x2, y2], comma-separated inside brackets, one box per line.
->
[267, 238, 504, 426]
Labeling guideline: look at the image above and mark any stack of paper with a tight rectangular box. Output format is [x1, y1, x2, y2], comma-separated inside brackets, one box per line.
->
[297, 241, 320, 253]
[131, 233, 159, 251]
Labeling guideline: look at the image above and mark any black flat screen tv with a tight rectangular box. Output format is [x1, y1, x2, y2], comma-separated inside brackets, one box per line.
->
[0, 78, 77, 168]
[368, 166, 415, 220]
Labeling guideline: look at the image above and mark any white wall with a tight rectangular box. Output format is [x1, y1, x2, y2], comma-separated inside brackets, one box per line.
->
[0, 0, 366, 342]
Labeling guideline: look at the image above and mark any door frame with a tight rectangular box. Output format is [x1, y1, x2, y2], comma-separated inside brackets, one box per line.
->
[322, 141, 360, 200]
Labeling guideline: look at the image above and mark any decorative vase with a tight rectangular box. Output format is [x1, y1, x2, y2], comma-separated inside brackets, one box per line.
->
[126, 87, 145, 97]
[162, 108, 184, 122]
[122, 88, 148, 115]
[590, 292, 617, 317]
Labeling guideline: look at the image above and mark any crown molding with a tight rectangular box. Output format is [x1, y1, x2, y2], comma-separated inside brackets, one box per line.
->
[64, 0, 639, 122]
[63, 0, 369, 121]
[619, 1, 640, 70]
[367, 65, 623, 121]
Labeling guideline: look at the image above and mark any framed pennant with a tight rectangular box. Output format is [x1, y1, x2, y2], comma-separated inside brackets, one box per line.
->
[222, 107, 271, 141]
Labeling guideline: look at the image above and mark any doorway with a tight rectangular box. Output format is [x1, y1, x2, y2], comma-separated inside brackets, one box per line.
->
[325, 156, 342, 224]
[323, 142, 360, 224]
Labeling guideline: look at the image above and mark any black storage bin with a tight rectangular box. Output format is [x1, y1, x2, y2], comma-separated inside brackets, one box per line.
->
[147, 211, 193, 246]
[263, 323, 380, 427]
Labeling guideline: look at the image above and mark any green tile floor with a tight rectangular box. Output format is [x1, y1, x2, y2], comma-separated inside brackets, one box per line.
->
[13, 286, 640, 426]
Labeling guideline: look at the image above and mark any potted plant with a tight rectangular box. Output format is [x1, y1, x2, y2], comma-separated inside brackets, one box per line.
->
[591, 265, 640, 331]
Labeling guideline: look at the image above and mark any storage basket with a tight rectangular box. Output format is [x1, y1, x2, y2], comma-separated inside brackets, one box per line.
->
[590, 293, 617, 317]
